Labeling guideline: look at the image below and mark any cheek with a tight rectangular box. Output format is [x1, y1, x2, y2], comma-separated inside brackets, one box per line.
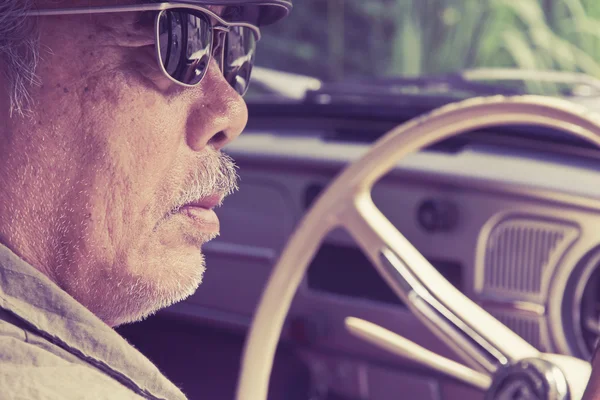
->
[79, 76, 188, 239]
[124, 101, 185, 197]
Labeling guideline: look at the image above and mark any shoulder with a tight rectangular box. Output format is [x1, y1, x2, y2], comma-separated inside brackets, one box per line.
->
[0, 309, 143, 399]
[0, 307, 27, 341]
[0, 307, 72, 365]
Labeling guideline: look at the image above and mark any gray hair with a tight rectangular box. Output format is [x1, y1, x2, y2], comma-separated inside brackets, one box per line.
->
[0, 0, 40, 118]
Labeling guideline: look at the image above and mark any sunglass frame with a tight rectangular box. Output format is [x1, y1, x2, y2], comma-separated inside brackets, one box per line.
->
[26, 2, 261, 89]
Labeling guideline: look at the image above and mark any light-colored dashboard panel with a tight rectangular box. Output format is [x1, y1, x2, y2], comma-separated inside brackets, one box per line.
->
[217, 178, 296, 250]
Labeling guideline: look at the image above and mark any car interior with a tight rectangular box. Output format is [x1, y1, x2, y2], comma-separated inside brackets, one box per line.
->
[117, 1, 600, 399]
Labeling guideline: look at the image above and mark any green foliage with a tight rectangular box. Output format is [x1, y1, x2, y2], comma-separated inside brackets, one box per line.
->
[257, 0, 600, 83]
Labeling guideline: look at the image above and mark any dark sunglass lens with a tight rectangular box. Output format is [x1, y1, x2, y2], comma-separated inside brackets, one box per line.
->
[158, 10, 212, 85]
[224, 26, 257, 95]
[158, 11, 182, 75]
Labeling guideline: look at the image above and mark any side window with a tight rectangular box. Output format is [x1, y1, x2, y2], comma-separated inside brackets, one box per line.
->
[256, 0, 600, 82]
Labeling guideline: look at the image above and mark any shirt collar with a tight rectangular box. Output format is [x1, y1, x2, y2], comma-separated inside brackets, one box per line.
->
[0, 242, 186, 400]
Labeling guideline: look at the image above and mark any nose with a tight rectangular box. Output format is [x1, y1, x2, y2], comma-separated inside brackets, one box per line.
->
[185, 60, 248, 151]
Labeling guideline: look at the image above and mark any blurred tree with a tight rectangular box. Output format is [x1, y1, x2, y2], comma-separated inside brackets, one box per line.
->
[256, 0, 600, 85]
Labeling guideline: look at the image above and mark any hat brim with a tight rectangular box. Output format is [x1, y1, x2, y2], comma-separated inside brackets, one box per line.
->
[175, 1, 292, 26]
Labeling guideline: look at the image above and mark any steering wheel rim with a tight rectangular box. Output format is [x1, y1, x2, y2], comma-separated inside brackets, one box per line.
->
[236, 95, 600, 400]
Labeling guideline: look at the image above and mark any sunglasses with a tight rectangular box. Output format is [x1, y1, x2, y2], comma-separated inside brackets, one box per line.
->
[27, 2, 261, 96]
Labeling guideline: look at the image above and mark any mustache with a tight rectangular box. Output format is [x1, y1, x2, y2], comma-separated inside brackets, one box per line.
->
[168, 149, 239, 215]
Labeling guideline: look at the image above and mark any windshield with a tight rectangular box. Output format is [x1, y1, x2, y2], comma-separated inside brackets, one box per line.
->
[249, 0, 600, 99]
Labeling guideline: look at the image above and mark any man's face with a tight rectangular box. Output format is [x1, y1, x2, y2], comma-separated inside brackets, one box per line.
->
[0, 1, 247, 326]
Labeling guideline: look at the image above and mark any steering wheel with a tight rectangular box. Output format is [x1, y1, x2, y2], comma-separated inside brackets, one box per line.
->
[235, 95, 599, 400]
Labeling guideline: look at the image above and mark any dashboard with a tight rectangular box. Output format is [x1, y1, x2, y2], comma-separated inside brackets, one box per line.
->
[162, 123, 600, 400]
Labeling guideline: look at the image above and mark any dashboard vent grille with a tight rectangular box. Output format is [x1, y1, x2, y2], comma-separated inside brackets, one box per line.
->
[492, 312, 543, 350]
[479, 217, 579, 299]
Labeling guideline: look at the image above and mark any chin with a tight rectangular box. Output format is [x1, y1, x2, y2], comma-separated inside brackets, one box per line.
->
[98, 251, 207, 327]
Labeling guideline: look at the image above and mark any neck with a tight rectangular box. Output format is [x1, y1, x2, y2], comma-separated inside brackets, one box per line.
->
[0, 115, 62, 282]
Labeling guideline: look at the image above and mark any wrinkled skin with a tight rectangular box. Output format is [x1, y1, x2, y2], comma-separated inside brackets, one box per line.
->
[0, 0, 246, 327]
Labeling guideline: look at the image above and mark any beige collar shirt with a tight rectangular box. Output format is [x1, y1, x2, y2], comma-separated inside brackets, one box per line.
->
[0, 243, 187, 400]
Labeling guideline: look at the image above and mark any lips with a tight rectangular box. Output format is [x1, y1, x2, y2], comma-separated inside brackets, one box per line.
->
[176, 193, 224, 235]
[184, 193, 224, 211]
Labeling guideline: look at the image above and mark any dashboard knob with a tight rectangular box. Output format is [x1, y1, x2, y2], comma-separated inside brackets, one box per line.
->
[417, 198, 458, 233]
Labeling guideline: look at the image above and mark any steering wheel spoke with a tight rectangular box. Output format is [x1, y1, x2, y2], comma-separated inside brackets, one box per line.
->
[344, 316, 493, 391]
[342, 193, 537, 373]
